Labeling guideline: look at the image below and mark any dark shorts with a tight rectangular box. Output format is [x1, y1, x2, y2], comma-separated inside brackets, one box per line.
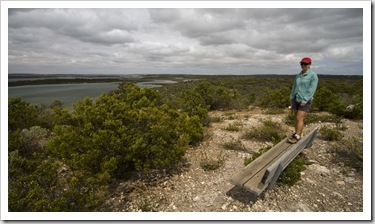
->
[291, 99, 312, 112]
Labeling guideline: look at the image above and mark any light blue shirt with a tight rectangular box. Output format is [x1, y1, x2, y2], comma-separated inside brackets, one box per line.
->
[290, 69, 318, 104]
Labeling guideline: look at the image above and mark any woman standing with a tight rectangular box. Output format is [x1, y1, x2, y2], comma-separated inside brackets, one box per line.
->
[288, 57, 319, 144]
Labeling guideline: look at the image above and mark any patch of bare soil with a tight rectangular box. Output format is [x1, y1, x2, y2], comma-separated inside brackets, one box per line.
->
[100, 107, 363, 213]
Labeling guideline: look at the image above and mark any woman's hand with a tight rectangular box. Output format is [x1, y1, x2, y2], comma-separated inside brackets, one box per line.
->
[300, 102, 305, 106]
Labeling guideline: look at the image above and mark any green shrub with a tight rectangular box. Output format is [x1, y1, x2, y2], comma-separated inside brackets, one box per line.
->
[48, 84, 196, 175]
[223, 122, 242, 132]
[176, 113, 204, 145]
[331, 137, 363, 173]
[277, 154, 308, 186]
[18, 126, 49, 157]
[319, 126, 343, 141]
[223, 139, 246, 152]
[9, 156, 60, 211]
[199, 150, 226, 171]
[313, 86, 362, 119]
[264, 107, 285, 115]
[313, 86, 340, 112]
[285, 112, 340, 126]
[9, 83, 204, 212]
[244, 147, 308, 187]
[225, 113, 238, 120]
[327, 98, 346, 117]
[208, 115, 224, 123]
[340, 103, 363, 120]
[8, 97, 39, 131]
[194, 81, 238, 110]
[179, 81, 243, 126]
[242, 119, 286, 143]
[258, 87, 290, 109]
[181, 88, 209, 124]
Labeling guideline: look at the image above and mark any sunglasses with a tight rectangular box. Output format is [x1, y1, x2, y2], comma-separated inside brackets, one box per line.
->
[300, 62, 310, 66]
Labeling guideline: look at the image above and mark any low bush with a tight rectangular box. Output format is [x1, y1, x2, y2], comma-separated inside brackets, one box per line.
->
[313, 86, 340, 112]
[223, 122, 243, 132]
[242, 119, 286, 144]
[199, 150, 226, 171]
[207, 115, 224, 123]
[223, 139, 247, 152]
[264, 107, 285, 115]
[244, 147, 308, 187]
[319, 126, 343, 141]
[8, 97, 39, 131]
[181, 81, 241, 118]
[9, 84, 204, 212]
[277, 154, 308, 187]
[331, 137, 363, 173]
[258, 87, 290, 109]
[313, 86, 362, 119]
[285, 112, 340, 126]
[224, 113, 239, 120]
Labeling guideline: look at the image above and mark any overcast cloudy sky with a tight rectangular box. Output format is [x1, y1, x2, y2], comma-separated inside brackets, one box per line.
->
[8, 8, 363, 75]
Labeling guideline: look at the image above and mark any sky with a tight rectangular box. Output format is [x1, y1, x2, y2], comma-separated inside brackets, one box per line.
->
[7, 7, 364, 75]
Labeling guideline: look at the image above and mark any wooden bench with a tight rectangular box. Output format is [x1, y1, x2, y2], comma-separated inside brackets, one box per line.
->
[230, 126, 319, 196]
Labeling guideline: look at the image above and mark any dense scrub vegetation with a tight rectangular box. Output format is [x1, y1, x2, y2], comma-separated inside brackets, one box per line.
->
[8, 75, 363, 211]
[159, 75, 363, 119]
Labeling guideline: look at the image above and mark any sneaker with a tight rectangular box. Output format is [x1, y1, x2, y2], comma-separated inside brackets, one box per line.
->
[288, 134, 301, 144]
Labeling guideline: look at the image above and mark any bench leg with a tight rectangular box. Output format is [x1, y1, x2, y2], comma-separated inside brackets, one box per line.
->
[266, 163, 283, 190]
[305, 128, 318, 148]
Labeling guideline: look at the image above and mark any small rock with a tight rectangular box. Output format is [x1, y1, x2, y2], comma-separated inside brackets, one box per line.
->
[345, 177, 356, 183]
[305, 178, 317, 185]
[193, 196, 200, 202]
[221, 204, 227, 210]
[292, 203, 311, 212]
[336, 180, 345, 185]
[332, 191, 344, 199]
[308, 164, 330, 176]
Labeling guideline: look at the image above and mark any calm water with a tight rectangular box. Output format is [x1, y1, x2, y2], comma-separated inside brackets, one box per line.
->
[8, 83, 120, 109]
[8, 80, 177, 109]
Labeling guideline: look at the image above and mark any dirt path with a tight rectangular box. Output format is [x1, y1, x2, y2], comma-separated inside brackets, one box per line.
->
[101, 108, 363, 214]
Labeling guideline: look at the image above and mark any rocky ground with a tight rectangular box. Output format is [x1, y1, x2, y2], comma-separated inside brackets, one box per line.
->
[100, 107, 364, 214]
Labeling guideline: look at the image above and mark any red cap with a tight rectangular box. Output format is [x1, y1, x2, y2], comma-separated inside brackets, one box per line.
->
[300, 57, 312, 64]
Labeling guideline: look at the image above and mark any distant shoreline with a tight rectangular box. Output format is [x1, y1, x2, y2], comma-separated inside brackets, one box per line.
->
[8, 73, 363, 87]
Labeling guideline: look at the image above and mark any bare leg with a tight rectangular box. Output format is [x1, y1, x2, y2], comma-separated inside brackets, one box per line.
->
[295, 110, 306, 136]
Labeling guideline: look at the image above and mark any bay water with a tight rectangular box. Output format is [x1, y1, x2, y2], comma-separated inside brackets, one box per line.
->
[8, 80, 177, 109]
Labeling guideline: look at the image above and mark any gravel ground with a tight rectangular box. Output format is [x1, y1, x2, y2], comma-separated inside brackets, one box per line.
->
[100, 107, 365, 219]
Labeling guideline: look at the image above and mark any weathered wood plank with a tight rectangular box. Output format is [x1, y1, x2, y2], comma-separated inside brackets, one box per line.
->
[241, 140, 294, 195]
[305, 127, 318, 148]
[262, 127, 319, 186]
[229, 138, 292, 187]
[230, 126, 319, 196]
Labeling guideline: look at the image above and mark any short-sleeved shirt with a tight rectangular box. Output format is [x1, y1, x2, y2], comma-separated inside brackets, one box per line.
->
[290, 69, 318, 104]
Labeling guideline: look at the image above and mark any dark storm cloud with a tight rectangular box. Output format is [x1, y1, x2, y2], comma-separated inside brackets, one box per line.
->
[7, 8, 363, 75]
